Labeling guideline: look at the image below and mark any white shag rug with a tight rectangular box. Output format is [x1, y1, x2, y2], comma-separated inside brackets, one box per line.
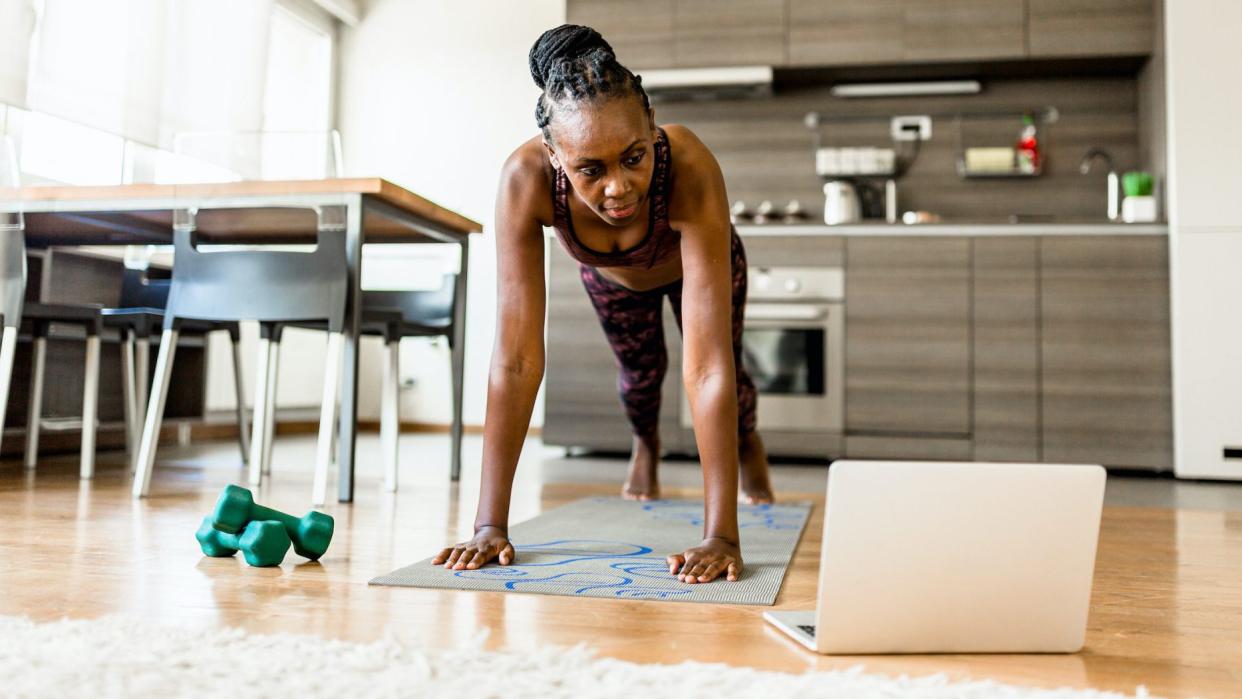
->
[0, 616, 1153, 699]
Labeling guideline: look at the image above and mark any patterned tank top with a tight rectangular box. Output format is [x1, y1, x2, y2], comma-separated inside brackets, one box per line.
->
[550, 126, 681, 269]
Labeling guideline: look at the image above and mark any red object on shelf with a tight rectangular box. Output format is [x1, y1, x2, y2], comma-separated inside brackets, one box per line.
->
[1016, 114, 1040, 173]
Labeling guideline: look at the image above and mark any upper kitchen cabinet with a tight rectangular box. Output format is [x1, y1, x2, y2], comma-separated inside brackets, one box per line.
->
[901, 0, 1026, 62]
[566, 0, 675, 70]
[674, 0, 786, 67]
[790, 0, 1027, 68]
[567, 0, 783, 70]
[1027, 0, 1153, 58]
[788, 1, 903, 66]
[844, 237, 972, 437]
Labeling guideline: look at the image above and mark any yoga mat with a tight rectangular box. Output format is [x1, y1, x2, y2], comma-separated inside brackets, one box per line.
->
[370, 497, 811, 605]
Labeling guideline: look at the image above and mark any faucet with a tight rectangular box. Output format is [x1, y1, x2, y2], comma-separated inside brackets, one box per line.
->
[1079, 148, 1120, 222]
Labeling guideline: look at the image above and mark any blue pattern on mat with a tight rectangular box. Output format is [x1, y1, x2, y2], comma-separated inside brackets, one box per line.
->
[454, 539, 690, 598]
[627, 499, 805, 530]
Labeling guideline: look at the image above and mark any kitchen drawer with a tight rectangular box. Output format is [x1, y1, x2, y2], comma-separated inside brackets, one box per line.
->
[740, 234, 844, 268]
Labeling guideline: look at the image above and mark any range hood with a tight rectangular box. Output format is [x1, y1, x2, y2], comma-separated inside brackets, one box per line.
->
[638, 66, 774, 101]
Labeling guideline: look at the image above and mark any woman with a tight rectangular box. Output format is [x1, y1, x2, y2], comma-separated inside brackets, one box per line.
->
[432, 24, 773, 585]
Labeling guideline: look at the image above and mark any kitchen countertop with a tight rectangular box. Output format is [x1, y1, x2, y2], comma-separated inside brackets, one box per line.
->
[736, 222, 1168, 236]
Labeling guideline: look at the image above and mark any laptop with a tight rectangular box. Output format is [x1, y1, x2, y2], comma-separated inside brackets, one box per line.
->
[764, 460, 1106, 654]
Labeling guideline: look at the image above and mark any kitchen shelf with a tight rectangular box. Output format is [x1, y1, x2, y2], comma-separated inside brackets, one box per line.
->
[955, 160, 1043, 179]
[952, 106, 1056, 181]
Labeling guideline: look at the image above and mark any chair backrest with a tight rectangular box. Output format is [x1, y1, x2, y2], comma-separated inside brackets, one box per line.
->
[119, 266, 172, 310]
[0, 136, 27, 329]
[165, 217, 349, 332]
[151, 130, 351, 331]
[364, 273, 456, 329]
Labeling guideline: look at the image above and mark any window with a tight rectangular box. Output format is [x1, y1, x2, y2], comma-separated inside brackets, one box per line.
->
[12, 107, 124, 186]
[2, 0, 338, 187]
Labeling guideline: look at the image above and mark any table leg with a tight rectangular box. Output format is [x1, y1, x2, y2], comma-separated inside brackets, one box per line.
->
[450, 237, 469, 481]
[337, 195, 364, 503]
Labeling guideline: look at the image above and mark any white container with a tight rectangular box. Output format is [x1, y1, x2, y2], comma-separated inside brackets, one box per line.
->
[857, 147, 879, 174]
[823, 181, 862, 224]
[874, 148, 896, 174]
[838, 148, 859, 175]
[1122, 195, 1158, 223]
[815, 147, 841, 177]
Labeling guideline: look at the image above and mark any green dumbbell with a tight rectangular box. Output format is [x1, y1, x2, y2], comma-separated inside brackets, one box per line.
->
[195, 516, 291, 567]
[211, 485, 334, 561]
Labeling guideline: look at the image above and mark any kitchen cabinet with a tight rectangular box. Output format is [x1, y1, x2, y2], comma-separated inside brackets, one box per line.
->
[1027, 0, 1153, 58]
[674, 0, 786, 68]
[542, 241, 685, 453]
[570, 0, 1151, 72]
[566, 0, 675, 71]
[787, 1, 903, 67]
[567, 0, 782, 70]
[902, 0, 1026, 62]
[973, 237, 1040, 461]
[844, 236, 972, 437]
[789, 0, 1025, 67]
[1039, 236, 1172, 470]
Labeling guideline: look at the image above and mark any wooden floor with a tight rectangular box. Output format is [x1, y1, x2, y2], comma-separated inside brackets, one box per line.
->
[1, 434, 1240, 698]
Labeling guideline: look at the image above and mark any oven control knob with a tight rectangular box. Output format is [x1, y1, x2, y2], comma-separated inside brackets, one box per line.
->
[784, 278, 802, 294]
[754, 272, 771, 291]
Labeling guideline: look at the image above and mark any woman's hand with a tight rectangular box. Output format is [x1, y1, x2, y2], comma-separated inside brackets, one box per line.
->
[431, 526, 515, 570]
[667, 537, 743, 583]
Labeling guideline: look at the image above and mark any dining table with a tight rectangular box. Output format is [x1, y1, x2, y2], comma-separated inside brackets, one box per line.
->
[3, 178, 482, 502]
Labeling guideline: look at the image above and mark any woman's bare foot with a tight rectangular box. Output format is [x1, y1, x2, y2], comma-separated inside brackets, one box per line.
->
[739, 430, 775, 504]
[623, 434, 661, 501]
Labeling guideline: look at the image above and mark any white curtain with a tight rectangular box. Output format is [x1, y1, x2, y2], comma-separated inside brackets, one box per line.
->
[157, 0, 273, 148]
[0, 0, 37, 107]
[20, 0, 273, 147]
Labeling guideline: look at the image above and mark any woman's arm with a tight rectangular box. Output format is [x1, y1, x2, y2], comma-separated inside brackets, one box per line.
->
[433, 149, 547, 570]
[665, 126, 742, 583]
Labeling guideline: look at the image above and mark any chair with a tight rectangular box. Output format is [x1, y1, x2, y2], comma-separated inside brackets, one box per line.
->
[92, 267, 251, 469]
[269, 274, 460, 504]
[1, 132, 250, 475]
[0, 137, 104, 476]
[131, 211, 349, 500]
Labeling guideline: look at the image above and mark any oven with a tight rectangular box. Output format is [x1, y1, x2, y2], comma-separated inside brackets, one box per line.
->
[681, 265, 845, 434]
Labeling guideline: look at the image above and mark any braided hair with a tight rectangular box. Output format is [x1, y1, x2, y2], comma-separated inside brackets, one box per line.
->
[529, 24, 652, 143]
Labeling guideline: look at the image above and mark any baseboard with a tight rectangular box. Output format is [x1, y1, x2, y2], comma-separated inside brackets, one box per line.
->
[193, 419, 526, 440]
[0, 419, 531, 460]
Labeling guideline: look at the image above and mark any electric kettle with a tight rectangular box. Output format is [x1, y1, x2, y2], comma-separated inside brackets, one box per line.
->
[823, 180, 862, 225]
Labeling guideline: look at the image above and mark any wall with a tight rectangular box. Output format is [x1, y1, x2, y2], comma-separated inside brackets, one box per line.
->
[333, 0, 565, 426]
[658, 76, 1143, 222]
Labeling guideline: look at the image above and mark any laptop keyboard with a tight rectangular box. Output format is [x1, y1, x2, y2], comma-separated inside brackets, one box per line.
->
[798, 624, 817, 639]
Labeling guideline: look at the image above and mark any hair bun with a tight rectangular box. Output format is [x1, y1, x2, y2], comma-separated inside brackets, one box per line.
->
[529, 24, 614, 90]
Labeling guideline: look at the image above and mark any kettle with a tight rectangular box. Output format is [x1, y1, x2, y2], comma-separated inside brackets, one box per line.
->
[823, 180, 862, 225]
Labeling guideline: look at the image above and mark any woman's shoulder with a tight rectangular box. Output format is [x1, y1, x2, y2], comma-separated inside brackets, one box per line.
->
[498, 135, 557, 227]
[659, 124, 726, 229]
[660, 123, 716, 174]
[660, 122, 720, 193]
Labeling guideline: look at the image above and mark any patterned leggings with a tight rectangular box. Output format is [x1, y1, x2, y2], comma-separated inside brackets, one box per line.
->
[579, 230, 758, 440]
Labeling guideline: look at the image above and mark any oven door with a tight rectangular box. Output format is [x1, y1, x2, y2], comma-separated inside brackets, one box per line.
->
[680, 302, 844, 433]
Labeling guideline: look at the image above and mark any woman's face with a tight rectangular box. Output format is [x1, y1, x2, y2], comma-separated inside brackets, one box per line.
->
[543, 96, 657, 227]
